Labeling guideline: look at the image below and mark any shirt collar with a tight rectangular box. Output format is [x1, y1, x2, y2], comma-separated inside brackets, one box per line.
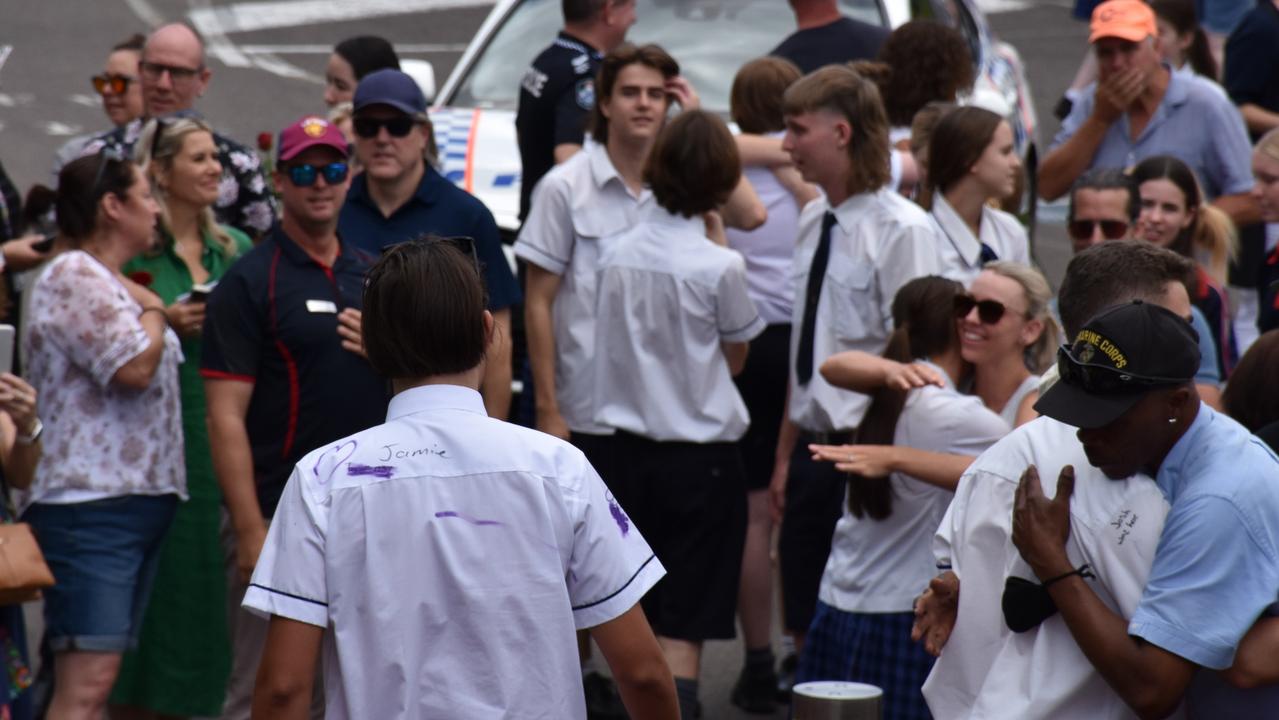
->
[642, 203, 706, 235]
[556, 31, 603, 60]
[931, 194, 983, 266]
[1154, 401, 1212, 502]
[917, 359, 958, 392]
[587, 145, 649, 201]
[828, 190, 881, 234]
[271, 224, 360, 269]
[347, 165, 442, 212]
[386, 384, 488, 421]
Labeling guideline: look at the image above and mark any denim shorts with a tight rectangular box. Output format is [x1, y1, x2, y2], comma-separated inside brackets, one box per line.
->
[23, 494, 178, 653]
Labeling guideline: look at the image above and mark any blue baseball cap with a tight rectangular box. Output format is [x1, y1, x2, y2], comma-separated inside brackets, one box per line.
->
[353, 69, 427, 116]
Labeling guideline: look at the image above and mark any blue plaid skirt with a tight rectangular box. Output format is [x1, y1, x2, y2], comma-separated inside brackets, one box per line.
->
[796, 601, 934, 720]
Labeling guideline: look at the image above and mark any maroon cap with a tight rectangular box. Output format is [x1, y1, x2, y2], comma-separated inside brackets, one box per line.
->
[277, 116, 348, 163]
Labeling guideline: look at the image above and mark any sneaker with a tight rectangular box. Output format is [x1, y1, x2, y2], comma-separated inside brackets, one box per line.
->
[730, 665, 779, 714]
[584, 670, 628, 720]
[775, 652, 798, 702]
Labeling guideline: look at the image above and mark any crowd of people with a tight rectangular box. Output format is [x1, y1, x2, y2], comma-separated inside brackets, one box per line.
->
[0, 0, 1275, 718]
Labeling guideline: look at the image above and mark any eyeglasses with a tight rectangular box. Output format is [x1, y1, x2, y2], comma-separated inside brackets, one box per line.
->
[352, 115, 418, 139]
[90, 145, 128, 201]
[954, 294, 1009, 324]
[286, 162, 350, 187]
[1055, 345, 1184, 394]
[138, 60, 203, 83]
[91, 73, 134, 96]
[1067, 219, 1128, 241]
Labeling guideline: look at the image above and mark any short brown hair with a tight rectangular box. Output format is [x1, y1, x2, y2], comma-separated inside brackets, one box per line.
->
[590, 43, 679, 145]
[644, 110, 741, 218]
[362, 237, 489, 380]
[730, 56, 802, 135]
[1057, 240, 1195, 337]
[783, 65, 891, 195]
[927, 105, 1003, 192]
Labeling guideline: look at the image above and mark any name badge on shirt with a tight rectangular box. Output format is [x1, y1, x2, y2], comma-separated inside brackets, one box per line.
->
[306, 300, 338, 314]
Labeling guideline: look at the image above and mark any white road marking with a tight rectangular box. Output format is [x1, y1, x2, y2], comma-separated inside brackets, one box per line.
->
[41, 121, 83, 137]
[187, 0, 495, 35]
[69, 93, 101, 109]
[237, 43, 470, 54]
[974, 0, 1037, 13]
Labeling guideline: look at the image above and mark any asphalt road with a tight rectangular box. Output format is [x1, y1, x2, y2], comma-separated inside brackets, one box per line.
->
[0, 0, 1089, 717]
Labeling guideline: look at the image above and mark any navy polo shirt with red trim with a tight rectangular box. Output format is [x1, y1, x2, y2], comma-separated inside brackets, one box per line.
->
[201, 225, 389, 517]
[338, 166, 521, 312]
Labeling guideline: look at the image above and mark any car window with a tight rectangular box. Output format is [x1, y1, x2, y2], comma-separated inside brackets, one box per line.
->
[450, 0, 885, 112]
[911, 0, 983, 69]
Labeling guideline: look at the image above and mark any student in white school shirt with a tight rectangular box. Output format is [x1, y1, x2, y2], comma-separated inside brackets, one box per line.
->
[246, 239, 678, 720]
[926, 105, 1032, 285]
[592, 109, 766, 720]
[915, 241, 1233, 719]
[769, 64, 940, 657]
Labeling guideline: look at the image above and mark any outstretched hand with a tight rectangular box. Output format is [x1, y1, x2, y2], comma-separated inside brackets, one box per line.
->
[810, 443, 896, 478]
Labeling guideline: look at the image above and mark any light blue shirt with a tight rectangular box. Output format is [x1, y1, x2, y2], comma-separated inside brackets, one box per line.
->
[1052, 66, 1254, 199]
[1129, 405, 1279, 673]
[1189, 306, 1221, 385]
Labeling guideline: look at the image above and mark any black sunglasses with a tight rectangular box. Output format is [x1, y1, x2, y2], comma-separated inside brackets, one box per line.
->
[1068, 219, 1128, 241]
[138, 60, 202, 83]
[286, 162, 350, 187]
[1056, 345, 1185, 394]
[954, 294, 1008, 325]
[352, 115, 418, 139]
[91, 73, 134, 96]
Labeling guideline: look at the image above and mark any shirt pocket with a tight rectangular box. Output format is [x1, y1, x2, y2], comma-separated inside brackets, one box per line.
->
[825, 264, 877, 342]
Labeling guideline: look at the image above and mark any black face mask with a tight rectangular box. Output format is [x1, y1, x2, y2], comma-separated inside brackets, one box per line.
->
[1002, 576, 1060, 633]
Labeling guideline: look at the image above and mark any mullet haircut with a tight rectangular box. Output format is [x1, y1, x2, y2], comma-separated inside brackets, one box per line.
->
[783, 65, 891, 195]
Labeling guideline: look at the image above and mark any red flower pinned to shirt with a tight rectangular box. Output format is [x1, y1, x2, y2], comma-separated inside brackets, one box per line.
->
[257, 132, 273, 152]
[127, 270, 153, 287]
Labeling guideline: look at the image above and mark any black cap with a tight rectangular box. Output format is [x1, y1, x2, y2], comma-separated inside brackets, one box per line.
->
[1034, 300, 1199, 429]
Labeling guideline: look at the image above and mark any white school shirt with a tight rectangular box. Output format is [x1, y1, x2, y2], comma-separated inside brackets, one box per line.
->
[593, 206, 766, 443]
[243, 385, 664, 720]
[725, 132, 801, 325]
[818, 362, 1007, 614]
[787, 190, 940, 432]
[929, 193, 1031, 286]
[514, 144, 650, 434]
[924, 416, 1180, 720]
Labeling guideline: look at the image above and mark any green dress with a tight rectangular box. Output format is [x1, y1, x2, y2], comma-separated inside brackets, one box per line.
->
[110, 226, 252, 716]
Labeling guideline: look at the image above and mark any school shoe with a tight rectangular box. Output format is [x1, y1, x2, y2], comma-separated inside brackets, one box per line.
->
[775, 652, 798, 702]
[730, 664, 779, 713]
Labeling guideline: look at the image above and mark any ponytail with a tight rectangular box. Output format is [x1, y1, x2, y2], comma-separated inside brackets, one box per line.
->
[846, 326, 911, 520]
[1192, 204, 1236, 287]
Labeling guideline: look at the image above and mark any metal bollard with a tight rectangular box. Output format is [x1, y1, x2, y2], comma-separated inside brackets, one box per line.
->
[791, 681, 883, 720]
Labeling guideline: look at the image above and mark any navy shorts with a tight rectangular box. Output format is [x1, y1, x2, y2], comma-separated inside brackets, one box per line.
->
[25, 494, 178, 653]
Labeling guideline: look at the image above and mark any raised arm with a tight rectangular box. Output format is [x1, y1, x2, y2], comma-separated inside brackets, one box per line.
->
[820, 351, 943, 394]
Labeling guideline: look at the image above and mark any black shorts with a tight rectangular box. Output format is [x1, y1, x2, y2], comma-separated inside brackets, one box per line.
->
[733, 324, 792, 491]
[777, 431, 849, 635]
[603, 431, 748, 642]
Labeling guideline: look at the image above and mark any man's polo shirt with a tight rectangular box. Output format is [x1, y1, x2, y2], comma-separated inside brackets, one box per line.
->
[1051, 65, 1253, 199]
[200, 225, 389, 517]
[339, 167, 521, 312]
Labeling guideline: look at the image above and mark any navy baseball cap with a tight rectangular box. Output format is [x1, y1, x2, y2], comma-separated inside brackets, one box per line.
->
[1035, 301, 1200, 429]
[353, 69, 427, 116]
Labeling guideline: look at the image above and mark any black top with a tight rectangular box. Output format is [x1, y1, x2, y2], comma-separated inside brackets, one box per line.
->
[1224, 0, 1279, 142]
[200, 225, 389, 517]
[770, 16, 889, 74]
[515, 32, 603, 221]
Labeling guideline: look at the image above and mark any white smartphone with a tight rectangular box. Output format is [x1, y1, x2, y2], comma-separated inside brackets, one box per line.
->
[0, 325, 14, 376]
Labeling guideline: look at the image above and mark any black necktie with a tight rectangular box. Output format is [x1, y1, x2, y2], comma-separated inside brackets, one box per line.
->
[980, 242, 999, 264]
[796, 211, 837, 386]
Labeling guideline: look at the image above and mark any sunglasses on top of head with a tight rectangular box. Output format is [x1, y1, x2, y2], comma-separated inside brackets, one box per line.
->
[953, 294, 1010, 325]
[352, 115, 419, 139]
[1056, 345, 1184, 394]
[286, 162, 350, 187]
[1067, 219, 1128, 241]
[91, 73, 134, 96]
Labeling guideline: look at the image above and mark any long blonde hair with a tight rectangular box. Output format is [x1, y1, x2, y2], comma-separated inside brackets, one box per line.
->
[134, 117, 237, 257]
[984, 261, 1060, 374]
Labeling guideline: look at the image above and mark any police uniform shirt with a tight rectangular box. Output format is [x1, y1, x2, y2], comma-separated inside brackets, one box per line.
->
[515, 32, 603, 221]
[787, 190, 940, 433]
[513, 143, 651, 434]
[243, 384, 664, 720]
[200, 226, 389, 517]
[593, 206, 766, 443]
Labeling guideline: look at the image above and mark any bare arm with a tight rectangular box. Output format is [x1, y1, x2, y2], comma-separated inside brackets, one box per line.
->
[113, 307, 168, 390]
[481, 308, 513, 420]
[523, 265, 569, 439]
[1013, 466, 1198, 719]
[1212, 192, 1262, 228]
[553, 143, 582, 164]
[252, 616, 323, 720]
[809, 444, 974, 492]
[1038, 114, 1114, 201]
[1240, 103, 1279, 136]
[771, 165, 820, 207]
[734, 134, 791, 167]
[0, 374, 41, 490]
[819, 351, 943, 394]
[1222, 616, 1279, 689]
[768, 386, 798, 524]
[720, 174, 767, 231]
[721, 341, 749, 377]
[591, 604, 680, 719]
[206, 378, 267, 584]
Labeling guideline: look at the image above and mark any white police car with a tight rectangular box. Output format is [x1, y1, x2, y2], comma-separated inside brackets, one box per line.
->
[427, 0, 1039, 239]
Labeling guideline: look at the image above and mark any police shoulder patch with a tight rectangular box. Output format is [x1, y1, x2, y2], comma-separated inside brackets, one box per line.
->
[575, 78, 595, 110]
